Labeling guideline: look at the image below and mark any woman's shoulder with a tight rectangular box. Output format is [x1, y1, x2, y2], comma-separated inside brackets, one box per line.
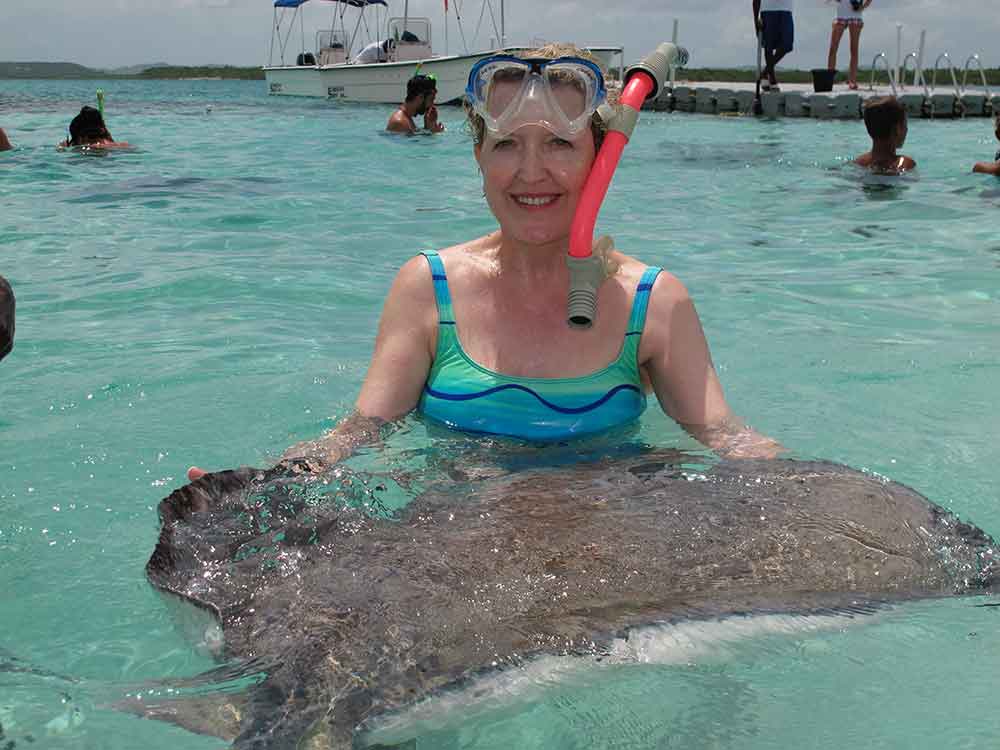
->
[613, 254, 688, 300]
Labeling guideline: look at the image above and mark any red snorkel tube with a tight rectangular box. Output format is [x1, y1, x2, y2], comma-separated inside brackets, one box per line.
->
[567, 43, 689, 328]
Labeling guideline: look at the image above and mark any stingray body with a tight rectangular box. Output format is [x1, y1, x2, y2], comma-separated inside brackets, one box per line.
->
[144, 456, 999, 748]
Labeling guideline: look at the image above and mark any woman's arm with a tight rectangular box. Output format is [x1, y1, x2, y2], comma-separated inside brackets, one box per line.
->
[280, 255, 437, 466]
[189, 256, 437, 481]
[639, 272, 784, 459]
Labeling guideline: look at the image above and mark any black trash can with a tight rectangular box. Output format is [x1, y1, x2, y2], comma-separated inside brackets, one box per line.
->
[812, 68, 836, 93]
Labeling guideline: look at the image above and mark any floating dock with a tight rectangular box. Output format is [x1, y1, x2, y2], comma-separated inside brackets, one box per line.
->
[641, 81, 999, 119]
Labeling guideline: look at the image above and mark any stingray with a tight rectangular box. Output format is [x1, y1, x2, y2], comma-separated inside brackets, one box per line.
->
[139, 455, 999, 748]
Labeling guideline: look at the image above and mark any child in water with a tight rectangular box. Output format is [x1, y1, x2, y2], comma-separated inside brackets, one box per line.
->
[972, 115, 1000, 176]
[59, 106, 129, 149]
[854, 96, 915, 174]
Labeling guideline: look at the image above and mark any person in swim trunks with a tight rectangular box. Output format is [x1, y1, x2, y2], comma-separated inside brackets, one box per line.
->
[187, 43, 782, 482]
[0, 275, 14, 362]
[972, 115, 1000, 176]
[753, 0, 794, 91]
[855, 96, 916, 173]
[387, 75, 444, 134]
[827, 0, 871, 90]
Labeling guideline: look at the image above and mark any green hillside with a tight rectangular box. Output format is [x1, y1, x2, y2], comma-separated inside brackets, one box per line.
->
[0, 62, 263, 80]
[0, 61, 97, 78]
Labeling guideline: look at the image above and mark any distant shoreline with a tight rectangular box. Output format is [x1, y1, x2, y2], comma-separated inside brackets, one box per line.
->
[3, 62, 999, 86]
[0, 62, 265, 80]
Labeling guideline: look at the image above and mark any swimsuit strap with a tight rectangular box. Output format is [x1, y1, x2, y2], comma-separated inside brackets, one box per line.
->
[622, 266, 662, 366]
[422, 252, 661, 364]
[626, 266, 662, 335]
[421, 252, 458, 346]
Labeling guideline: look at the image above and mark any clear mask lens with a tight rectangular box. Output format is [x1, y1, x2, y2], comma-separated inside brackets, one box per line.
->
[469, 57, 605, 141]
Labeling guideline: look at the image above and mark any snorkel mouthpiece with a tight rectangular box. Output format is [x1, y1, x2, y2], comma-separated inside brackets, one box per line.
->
[566, 43, 688, 328]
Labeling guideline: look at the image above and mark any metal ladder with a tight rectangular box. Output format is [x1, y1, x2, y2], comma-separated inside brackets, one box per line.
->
[930, 52, 963, 116]
[868, 52, 898, 96]
[961, 54, 992, 99]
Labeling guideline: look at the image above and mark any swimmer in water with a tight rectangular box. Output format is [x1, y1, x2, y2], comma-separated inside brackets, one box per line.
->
[0, 275, 14, 361]
[972, 115, 1000, 176]
[189, 43, 782, 482]
[854, 96, 916, 174]
[387, 75, 444, 135]
[59, 106, 130, 149]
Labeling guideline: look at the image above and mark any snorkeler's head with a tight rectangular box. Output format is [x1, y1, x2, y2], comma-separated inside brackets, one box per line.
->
[68, 105, 111, 145]
[406, 74, 437, 103]
[863, 96, 907, 144]
[463, 42, 614, 149]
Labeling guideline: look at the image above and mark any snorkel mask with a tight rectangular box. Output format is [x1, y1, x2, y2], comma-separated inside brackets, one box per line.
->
[466, 55, 607, 141]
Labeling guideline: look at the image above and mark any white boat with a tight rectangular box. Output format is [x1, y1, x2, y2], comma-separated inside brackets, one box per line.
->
[263, 0, 624, 103]
[265, 0, 508, 102]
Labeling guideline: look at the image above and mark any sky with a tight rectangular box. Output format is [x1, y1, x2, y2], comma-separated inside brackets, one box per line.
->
[1, 0, 997, 71]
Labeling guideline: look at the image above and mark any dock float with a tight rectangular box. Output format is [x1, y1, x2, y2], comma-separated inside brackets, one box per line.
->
[641, 81, 998, 119]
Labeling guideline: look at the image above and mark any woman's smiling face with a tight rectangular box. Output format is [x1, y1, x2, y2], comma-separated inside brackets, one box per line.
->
[474, 93, 597, 248]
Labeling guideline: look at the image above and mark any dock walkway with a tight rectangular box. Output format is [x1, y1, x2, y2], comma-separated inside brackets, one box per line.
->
[640, 81, 998, 119]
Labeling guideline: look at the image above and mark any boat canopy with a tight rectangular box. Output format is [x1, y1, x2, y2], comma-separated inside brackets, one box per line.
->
[273, 0, 387, 7]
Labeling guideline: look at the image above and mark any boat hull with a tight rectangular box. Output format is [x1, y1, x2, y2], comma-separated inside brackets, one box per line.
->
[264, 50, 503, 103]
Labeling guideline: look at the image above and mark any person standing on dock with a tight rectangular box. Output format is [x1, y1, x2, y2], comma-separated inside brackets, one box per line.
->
[753, 0, 794, 92]
[827, 0, 871, 90]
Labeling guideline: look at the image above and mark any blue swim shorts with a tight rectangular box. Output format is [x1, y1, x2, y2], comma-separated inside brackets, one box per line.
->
[761, 11, 794, 53]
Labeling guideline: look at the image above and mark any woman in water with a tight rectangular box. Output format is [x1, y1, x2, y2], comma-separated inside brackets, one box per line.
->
[189, 44, 781, 481]
[59, 105, 129, 149]
[827, 0, 872, 90]
[972, 115, 1000, 176]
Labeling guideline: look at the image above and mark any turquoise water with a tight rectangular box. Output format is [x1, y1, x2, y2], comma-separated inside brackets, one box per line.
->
[2, 78, 1000, 748]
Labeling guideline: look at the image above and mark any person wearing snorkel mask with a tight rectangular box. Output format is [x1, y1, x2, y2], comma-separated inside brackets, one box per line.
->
[828, 0, 872, 90]
[387, 74, 444, 134]
[59, 105, 129, 149]
[186, 44, 782, 484]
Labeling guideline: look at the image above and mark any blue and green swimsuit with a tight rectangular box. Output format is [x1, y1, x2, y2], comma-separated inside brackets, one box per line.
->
[417, 251, 662, 441]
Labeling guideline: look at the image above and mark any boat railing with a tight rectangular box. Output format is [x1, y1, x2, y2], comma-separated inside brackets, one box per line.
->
[869, 52, 897, 96]
[387, 17, 433, 62]
[316, 30, 348, 66]
[930, 52, 961, 97]
[961, 54, 992, 98]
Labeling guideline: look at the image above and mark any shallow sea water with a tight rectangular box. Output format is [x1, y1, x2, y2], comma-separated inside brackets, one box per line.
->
[2, 79, 1000, 748]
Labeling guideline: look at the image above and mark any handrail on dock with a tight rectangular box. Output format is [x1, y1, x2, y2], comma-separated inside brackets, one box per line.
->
[869, 52, 897, 96]
[961, 54, 992, 99]
[931, 52, 961, 97]
[898, 52, 927, 96]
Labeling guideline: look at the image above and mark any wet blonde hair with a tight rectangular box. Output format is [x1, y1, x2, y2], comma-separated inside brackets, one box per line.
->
[464, 42, 615, 148]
